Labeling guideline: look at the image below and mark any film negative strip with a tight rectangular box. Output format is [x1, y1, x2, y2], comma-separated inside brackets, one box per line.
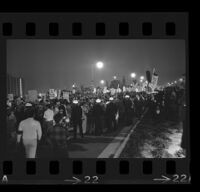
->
[0, 12, 190, 185]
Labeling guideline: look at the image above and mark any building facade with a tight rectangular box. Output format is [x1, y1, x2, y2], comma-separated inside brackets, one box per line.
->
[7, 74, 25, 97]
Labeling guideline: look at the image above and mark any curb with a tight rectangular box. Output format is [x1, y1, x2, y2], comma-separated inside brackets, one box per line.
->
[113, 108, 148, 158]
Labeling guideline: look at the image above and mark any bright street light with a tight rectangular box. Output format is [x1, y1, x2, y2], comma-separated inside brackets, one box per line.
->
[140, 76, 144, 80]
[100, 80, 105, 84]
[96, 61, 104, 69]
[131, 73, 136, 78]
[179, 78, 183, 82]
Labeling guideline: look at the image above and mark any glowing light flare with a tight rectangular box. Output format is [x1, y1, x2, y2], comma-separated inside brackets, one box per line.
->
[100, 80, 105, 84]
[96, 61, 104, 69]
[130, 73, 136, 78]
[140, 76, 144, 80]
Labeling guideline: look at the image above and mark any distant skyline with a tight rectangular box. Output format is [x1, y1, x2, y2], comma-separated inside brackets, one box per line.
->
[7, 40, 185, 93]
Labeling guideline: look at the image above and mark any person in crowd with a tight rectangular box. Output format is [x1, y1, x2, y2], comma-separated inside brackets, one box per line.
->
[17, 103, 42, 158]
[54, 102, 60, 115]
[59, 103, 67, 116]
[35, 104, 45, 129]
[43, 104, 54, 143]
[71, 100, 83, 139]
[65, 102, 72, 118]
[105, 97, 118, 132]
[134, 94, 141, 119]
[54, 107, 66, 123]
[86, 102, 95, 135]
[93, 99, 104, 136]
[81, 103, 88, 134]
[123, 95, 133, 126]
[7, 108, 17, 151]
[46, 114, 69, 158]
[117, 95, 125, 128]
[15, 104, 26, 130]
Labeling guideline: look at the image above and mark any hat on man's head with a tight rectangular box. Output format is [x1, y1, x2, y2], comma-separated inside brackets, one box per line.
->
[125, 95, 130, 98]
[25, 103, 32, 107]
[96, 99, 101, 103]
[73, 100, 78, 104]
[109, 97, 114, 101]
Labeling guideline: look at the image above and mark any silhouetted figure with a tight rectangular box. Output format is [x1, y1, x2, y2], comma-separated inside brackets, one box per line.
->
[71, 100, 83, 139]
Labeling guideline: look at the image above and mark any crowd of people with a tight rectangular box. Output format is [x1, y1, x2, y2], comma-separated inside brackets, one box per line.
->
[6, 84, 186, 158]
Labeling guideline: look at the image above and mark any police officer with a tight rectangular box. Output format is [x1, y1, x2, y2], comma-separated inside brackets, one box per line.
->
[93, 99, 104, 136]
[105, 97, 118, 132]
[123, 95, 133, 126]
[71, 100, 83, 139]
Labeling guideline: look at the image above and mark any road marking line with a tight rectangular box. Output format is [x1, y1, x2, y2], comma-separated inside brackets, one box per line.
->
[97, 125, 133, 158]
[113, 108, 148, 158]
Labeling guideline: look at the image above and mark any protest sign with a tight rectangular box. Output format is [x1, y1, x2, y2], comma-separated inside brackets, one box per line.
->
[63, 91, 70, 102]
[49, 89, 56, 99]
[57, 90, 61, 99]
[151, 68, 159, 91]
[28, 90, 38, 102]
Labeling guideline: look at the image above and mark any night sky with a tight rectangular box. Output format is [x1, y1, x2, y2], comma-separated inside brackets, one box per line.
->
[7, 40, 185, 93]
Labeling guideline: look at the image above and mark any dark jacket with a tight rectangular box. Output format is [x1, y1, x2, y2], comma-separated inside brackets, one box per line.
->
[71, 104, 82, 122]
[106, 102, 118, 118]
[54, 113, 65, 124]
[93, 103, 104, 117]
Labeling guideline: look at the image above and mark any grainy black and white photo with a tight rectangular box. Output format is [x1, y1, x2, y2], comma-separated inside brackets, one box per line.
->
[6, 39, 186, 158]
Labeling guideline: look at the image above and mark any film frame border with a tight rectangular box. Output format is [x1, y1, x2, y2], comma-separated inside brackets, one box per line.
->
[0, 12, 190, 185]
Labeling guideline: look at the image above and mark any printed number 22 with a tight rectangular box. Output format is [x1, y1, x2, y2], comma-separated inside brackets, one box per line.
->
[84, 176, 99, 184]
[172, 174, 189, 183]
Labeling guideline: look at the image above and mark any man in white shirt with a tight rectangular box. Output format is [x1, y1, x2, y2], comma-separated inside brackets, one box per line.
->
[17, 106, 42, 158]
[43, 104, 54, 142]
[44, 104, 54, 122]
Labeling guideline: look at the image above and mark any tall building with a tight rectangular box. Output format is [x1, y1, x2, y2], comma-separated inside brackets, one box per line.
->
[7, 74, 25, 97]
